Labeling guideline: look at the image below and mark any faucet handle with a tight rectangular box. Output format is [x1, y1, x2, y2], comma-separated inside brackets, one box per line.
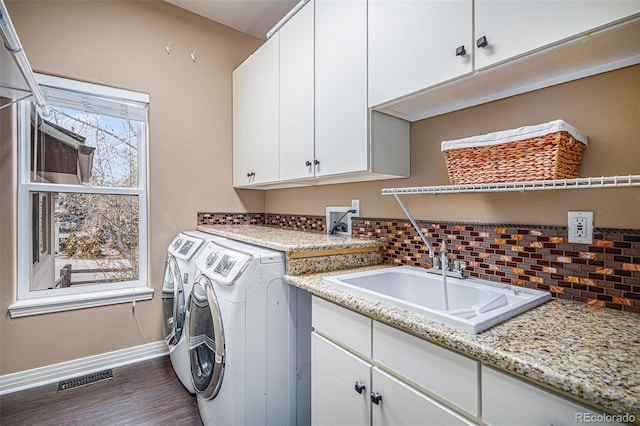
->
[453, 260, 466, 273]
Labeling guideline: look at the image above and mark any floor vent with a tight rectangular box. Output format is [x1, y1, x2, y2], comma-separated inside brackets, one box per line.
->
[57, 369, 113, 392]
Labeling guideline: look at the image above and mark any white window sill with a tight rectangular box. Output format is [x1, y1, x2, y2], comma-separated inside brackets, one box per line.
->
[8, 287, 154, 318]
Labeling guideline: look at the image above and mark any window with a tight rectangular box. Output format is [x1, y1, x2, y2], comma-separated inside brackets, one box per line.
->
[10, 74, 152, 317]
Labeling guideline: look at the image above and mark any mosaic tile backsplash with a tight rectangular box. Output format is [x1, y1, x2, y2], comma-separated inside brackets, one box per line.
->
[197, 212, 640, 313]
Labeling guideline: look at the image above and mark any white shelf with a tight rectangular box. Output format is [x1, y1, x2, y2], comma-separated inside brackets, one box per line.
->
[382, 175, 640, 195]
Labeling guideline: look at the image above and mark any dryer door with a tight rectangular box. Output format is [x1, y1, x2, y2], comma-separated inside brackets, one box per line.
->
[188, 275, 225, 399]
[161, 256, 184, 345]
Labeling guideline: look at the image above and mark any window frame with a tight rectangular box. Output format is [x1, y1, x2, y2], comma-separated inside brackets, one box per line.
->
[9, 74, 153, 318]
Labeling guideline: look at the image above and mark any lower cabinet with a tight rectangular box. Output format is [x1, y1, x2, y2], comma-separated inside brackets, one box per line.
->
[311, 296, 475, 426]
[311, 333, 472, 426]
[482, 366, 624, 426]
[311, 333, 371, 426]
[371, 367, 473, 426]
[311, 296, 626, 426]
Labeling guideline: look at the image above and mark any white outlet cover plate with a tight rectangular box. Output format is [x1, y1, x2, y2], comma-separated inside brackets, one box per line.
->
[351, 199, 360, 216]
[567, 211, 594, 244]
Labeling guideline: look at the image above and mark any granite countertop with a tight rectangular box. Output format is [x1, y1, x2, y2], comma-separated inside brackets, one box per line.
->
[197, 225, 382, 253]
[286, 266, 640, 420]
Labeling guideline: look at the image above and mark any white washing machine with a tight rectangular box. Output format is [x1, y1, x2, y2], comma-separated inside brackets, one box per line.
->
[161, 231, 225, 393]
[187, 238, 311, 426]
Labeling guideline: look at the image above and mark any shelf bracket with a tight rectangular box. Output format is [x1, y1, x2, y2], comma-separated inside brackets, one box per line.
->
[393, 193, 435, 259]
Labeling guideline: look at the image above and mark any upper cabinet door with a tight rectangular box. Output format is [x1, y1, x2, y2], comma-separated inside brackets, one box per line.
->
[232, 55, 253, 187]
[251, 33, 280, 184]
[368, 0, 473, 108]
[279, 1, 315, 181]
[474, 0, 640, 70]
[315, 0, 368, 177]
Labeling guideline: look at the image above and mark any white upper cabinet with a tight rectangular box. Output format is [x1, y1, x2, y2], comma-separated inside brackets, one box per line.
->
[279, 0, 315, 181]
[368, 0, 473, 107]
[232, 55, 253, 187]
[474, 0, 640, 70]
[370, 0, 640, 121]
[232, 34, 280, 186]
[233, 0, 410, 189]
[315, 0, 369, 177]
[251, 33, 280, 184]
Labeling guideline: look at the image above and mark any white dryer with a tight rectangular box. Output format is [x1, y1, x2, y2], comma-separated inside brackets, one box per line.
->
[161, 231, 224, 393]
[187, 238, 311, 426]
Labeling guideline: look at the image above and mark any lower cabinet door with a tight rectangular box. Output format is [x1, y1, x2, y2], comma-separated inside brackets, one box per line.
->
[482, 366, 622, 426]
[371, 367, 474, 426]
[311, 332, 371, 426]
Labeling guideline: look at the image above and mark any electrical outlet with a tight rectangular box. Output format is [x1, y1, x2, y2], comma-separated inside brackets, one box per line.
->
[568, 211, 593, 244]
[351, 199, 360, 216]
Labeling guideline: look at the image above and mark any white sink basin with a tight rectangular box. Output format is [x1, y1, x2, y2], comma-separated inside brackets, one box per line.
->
[322, 266, 551, 333]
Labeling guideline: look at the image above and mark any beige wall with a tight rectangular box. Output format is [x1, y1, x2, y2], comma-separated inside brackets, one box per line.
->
[266, 65, 640, 229]
[0, 1, 263, 374]
[1, 0, 638, 377]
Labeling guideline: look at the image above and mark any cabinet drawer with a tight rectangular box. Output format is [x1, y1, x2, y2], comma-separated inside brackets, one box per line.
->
[312, 296, 371, 357]
[373, 321, 479, 417]
[482, 365, 622, 426]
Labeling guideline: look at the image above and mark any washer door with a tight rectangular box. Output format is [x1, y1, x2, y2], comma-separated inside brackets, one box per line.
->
[161, 256, 184, 345]
[188, 275, 225, 399]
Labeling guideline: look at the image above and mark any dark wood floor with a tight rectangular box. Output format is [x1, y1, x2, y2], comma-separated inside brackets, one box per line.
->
[0, 356, 203, 425]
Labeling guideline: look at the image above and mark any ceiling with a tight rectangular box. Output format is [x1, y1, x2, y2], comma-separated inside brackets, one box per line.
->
[165, 0, 299, 40]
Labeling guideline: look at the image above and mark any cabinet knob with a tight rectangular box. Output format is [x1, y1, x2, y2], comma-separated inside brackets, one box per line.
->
[354, 381, 366, 394]
[247, 172, 255, 178]
[305, 161, 312, 167]
[371, 392, 383, 405]
[476, 35, 488, 48]
[455, 45, 466, 57]
[314, 159, 320, 166]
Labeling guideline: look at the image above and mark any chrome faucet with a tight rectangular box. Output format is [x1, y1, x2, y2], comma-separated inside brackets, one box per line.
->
[440, 241, 450, 310]
[426, 240, 467, 279]
[440, 240, 449, 272]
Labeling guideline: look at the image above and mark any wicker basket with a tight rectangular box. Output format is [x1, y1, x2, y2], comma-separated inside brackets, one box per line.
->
[441, 120, 588, 185]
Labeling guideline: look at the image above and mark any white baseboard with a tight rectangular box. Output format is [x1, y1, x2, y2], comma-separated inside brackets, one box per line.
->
[0, 341, 168, 395]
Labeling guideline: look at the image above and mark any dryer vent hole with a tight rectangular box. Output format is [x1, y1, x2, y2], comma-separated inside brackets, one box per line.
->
[57, 369, 114, 392]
